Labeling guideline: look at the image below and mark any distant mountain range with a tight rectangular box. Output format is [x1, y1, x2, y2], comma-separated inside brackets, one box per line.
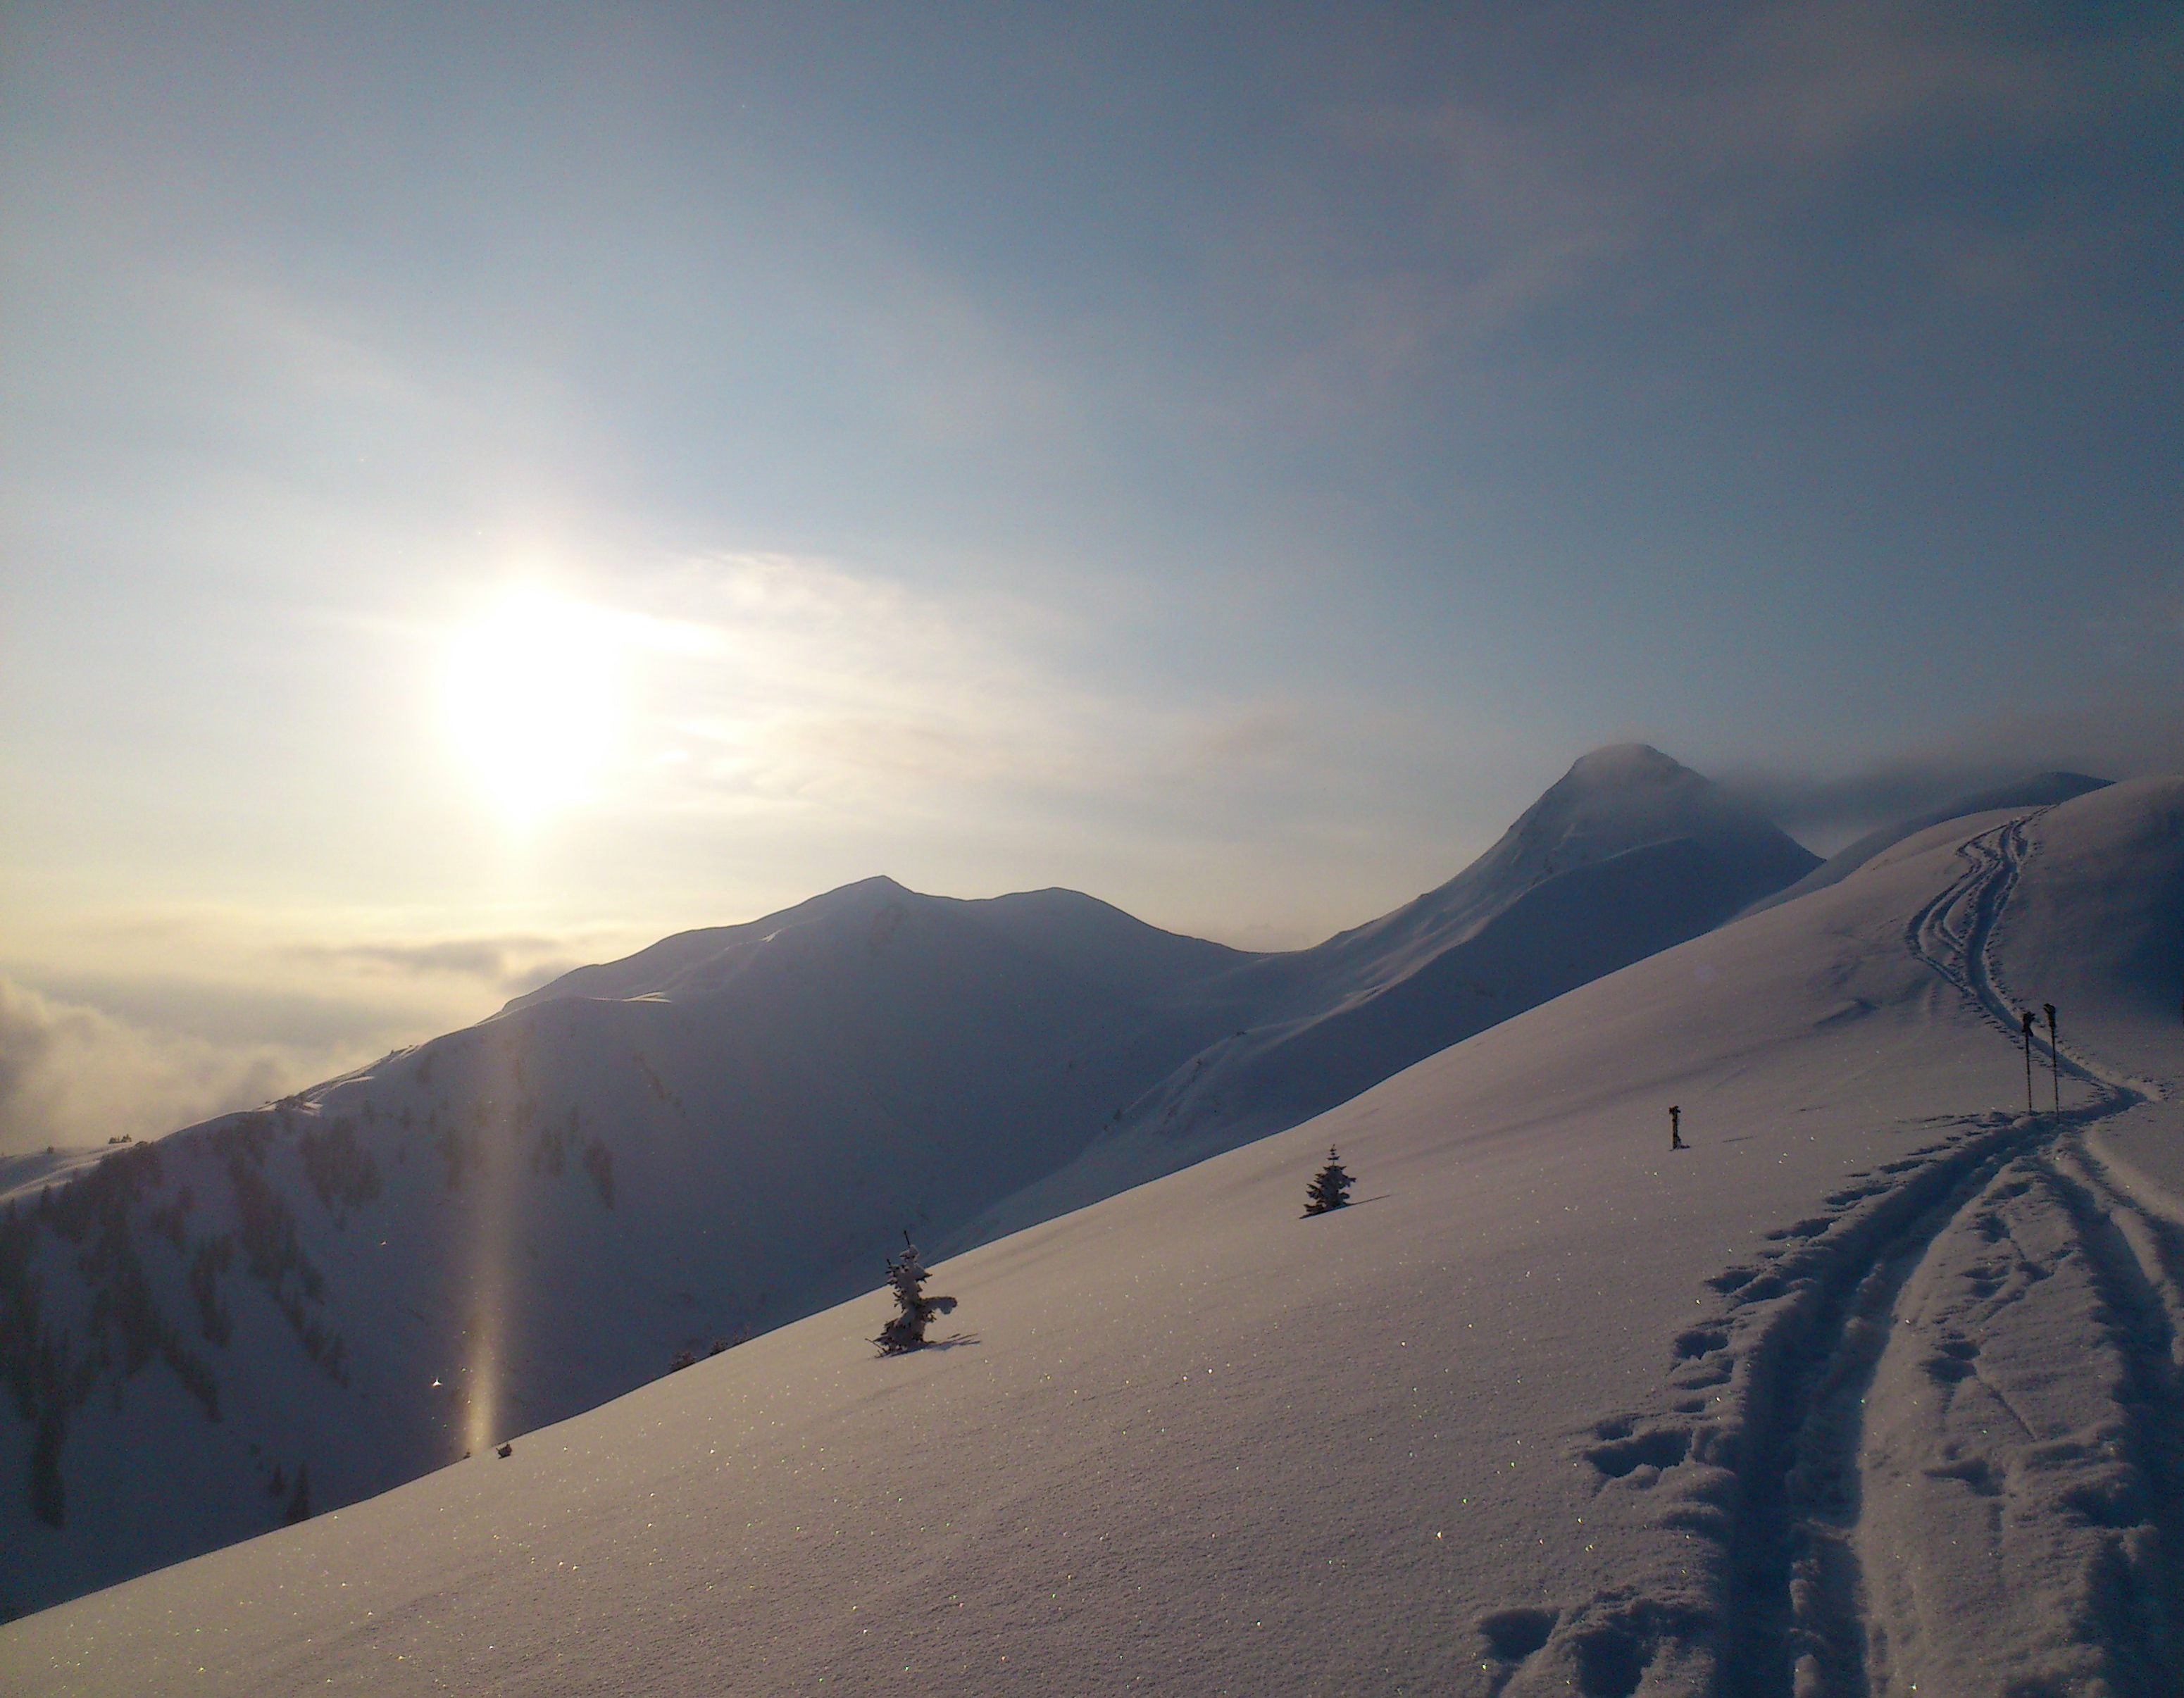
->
[0, 742, 1981, 1615]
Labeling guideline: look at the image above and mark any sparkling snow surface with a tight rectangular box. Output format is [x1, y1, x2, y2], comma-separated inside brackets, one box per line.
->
[5, 780, 2180, 1697]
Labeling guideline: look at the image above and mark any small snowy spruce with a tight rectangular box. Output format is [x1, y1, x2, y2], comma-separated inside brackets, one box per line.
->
[873, 1232, 958, 1355]
[1302, 1147, 1354, 1216]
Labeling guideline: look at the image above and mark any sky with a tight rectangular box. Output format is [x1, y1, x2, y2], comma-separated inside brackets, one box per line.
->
[2, 0, 2180, 1152]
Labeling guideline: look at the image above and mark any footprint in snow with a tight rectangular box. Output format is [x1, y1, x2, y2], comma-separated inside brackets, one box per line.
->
[1477, 1606, 1556, 1661]
[1585, 1426, 1690, 1481]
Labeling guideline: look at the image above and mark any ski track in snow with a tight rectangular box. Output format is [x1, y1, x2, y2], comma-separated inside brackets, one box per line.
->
[1498, 812, 2180, 1697]
[1907, 813, 2162, 1104]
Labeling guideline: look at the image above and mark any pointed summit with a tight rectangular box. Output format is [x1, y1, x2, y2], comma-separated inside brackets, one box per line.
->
[1560, 742, 1687, 784]
[1318, 745, 1816, 981]
[1054, 747, 1823, 1167]
[1505, 744, 1801, 886]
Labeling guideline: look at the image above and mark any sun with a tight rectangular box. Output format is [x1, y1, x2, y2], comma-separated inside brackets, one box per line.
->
[442, 589, 623, 825]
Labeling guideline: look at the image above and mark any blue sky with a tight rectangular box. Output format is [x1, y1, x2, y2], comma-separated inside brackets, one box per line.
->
[2, 1, 2179, 1147]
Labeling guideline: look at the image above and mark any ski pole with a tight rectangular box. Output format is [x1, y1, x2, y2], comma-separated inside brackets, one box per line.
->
[2044, 1003, 2060, 1118]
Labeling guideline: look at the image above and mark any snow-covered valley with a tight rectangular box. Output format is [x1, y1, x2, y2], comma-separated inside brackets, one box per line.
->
[3, 773, 2178, 1694]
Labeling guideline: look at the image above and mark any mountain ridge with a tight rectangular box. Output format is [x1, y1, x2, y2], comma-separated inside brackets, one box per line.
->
[0, 744, 1820, 1615]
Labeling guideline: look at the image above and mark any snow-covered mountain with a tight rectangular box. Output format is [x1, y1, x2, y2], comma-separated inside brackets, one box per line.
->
[6, 778, 2177, 1696]
[0, 746, 1814, 1616]
[961, 743, 1818, 1233]
[1738, 770, 2109, 918]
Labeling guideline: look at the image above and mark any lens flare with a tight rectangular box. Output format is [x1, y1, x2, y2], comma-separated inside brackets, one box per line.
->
[460, 1103, 515, 1459]
[449, 1027, 526, 1460]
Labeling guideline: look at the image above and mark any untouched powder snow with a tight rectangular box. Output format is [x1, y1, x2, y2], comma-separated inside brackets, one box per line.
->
[4, 781, 2178, 1695]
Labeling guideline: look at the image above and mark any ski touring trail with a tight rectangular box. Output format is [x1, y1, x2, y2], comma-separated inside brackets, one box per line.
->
[1482, 809, 2180, 1697]
[1907, 813, 2163, 1106]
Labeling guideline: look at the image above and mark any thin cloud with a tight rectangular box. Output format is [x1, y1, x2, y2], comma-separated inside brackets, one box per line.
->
[289, 935, 571, 984]
[605, 551, 1325, 821]
[0, 975, 344, 1155]
[1724, 759, 2039, 836]
[1723, 699, 2183, 841]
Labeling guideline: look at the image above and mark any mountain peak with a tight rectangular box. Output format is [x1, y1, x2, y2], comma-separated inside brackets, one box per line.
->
[1518, 744, 1754, 855]
[1295, 746, 1819, 996]
[800, 873, 915, 913]
[1559, 742, 1688, 787]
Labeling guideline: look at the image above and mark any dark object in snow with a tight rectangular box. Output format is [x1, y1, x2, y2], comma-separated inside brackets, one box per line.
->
[670, 1333, 739, 1374]
[873, 1232, 956, 1355]
[1302, 1147, 1354, 1216]
[282, 1463, 311, 1525]
[1670, 1105, 1685, 1151]
[497, 1442, 513, 1459]
[2021, 1010, 2036, 1117]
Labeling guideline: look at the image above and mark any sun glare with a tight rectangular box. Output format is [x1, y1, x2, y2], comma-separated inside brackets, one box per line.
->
[442, 589, 623, 825]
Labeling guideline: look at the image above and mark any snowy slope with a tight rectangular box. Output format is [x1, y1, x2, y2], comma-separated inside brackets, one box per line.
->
[1738, 770, 2109, 918]
[0, 1151, 104, 1209]
[0, 878, 1244, 1616]
[0, 747, 1813, 1616]
[7, 779, 2176, 1697]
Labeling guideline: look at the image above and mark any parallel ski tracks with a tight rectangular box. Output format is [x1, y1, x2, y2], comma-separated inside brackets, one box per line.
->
[2039, 1146, 2184, 1676]
[1906, 811, 2154, 1105]
[1523, 811, 2173, 1696]
[1902, 814, 2033, 1042]
[1711, 809, 2176, 1697]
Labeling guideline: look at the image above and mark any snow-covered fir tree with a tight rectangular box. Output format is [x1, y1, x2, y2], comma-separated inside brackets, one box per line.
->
[873, 1232, 958, 1355]
[1302, 1147, 1354, 1216]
